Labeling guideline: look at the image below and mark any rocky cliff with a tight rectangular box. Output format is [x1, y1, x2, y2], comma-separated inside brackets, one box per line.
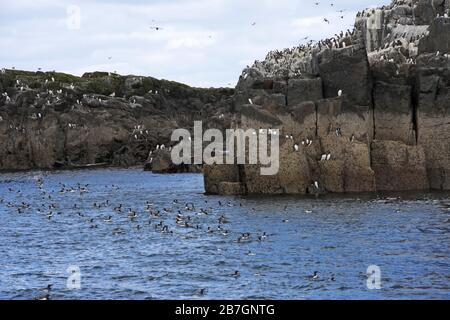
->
[204, 0, 450, 194]
[0, 70, 234, 170]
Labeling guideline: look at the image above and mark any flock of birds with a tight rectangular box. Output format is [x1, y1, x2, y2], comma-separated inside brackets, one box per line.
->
[244, 0, 449, 80]
[2, 170, 449, 300]
[0, 173, 342, 300]
[0, 73, 172, 147]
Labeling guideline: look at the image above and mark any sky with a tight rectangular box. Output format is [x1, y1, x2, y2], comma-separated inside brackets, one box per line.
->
[0, 0, 388, 88]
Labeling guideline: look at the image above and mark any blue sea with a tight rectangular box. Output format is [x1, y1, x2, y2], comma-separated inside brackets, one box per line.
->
[0, 168, 449, 299]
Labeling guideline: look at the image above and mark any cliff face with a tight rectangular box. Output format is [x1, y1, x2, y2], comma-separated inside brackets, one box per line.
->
[0, 71, 234, 170]
[205, 0, 450, 194]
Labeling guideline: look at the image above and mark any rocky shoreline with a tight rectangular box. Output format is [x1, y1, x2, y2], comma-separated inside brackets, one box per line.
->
[1, 0, 449, 195]
[204, 0, 450, 194]
[0, 70, 234, 171]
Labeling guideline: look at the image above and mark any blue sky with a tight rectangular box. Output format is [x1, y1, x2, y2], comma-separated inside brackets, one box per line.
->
[0, 0, 388, 87]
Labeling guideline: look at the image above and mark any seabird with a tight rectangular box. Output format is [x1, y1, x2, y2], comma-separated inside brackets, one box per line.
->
[197, 288, 206, 296]
[294, 144, 299, 151]
[248, 98, 253, 105]
[338, 89, 343, 96]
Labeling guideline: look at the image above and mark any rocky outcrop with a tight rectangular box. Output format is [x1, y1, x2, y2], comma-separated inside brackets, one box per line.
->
[144, 149, 202, 173]
[204, 0, 450, 194]
[1, 1, 448, 194]
[0, 71, 234, 171]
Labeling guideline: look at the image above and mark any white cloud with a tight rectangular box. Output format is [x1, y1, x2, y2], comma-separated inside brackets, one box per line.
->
[0, 0, 388, 87]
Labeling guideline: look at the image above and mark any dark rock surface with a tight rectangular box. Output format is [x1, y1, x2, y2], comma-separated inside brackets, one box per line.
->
[205, 0, 450, 194]
[1, 0, 449, 193]
[0, 70, 234, 171]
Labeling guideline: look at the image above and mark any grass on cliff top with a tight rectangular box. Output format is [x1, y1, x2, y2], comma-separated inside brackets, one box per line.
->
[1, 69, 234, 96]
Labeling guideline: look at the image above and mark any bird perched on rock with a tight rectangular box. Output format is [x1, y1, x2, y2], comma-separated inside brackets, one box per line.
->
[2, 92, 10, 102]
